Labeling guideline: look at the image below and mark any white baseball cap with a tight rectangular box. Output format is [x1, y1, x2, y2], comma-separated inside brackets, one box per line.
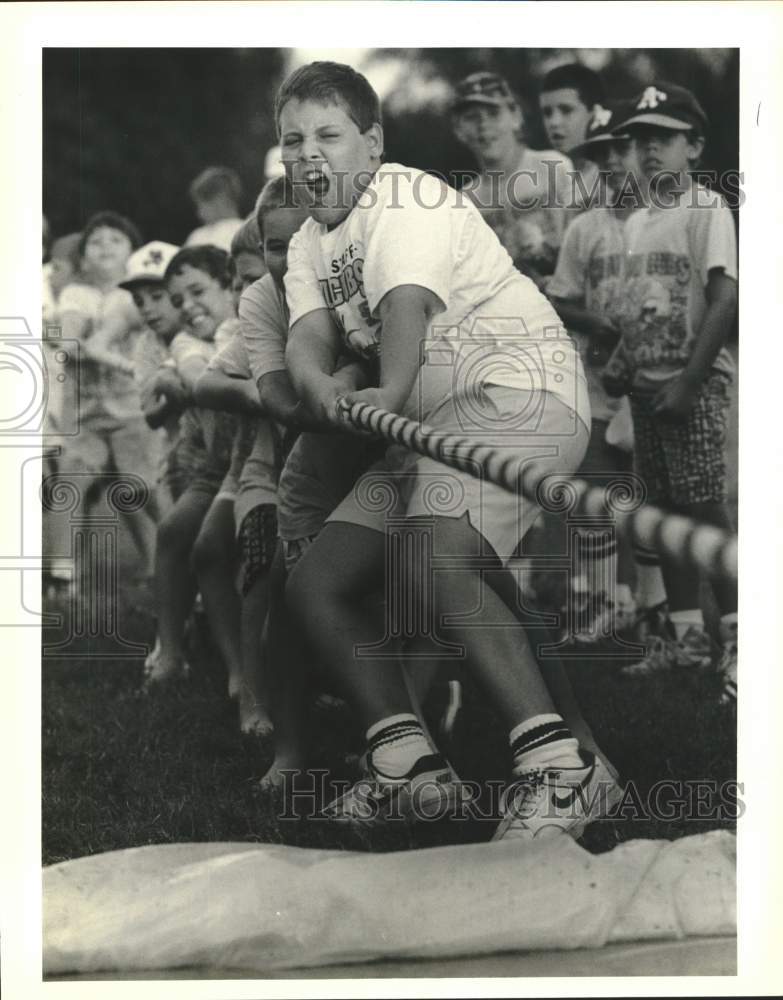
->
[119, 241, 180, 290]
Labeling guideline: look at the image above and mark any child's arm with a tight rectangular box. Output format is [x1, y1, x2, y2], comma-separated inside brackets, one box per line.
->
[652, 270, 737, 422]
[285, 310, 346, 424]
[342, 285, 442, 414]
[194, 369, 262, 414]
[550, 297, 621, 347]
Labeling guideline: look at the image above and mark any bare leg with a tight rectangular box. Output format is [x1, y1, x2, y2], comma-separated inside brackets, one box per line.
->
[239, 569, 273, 735]
[193, 496, 243, 698]
[287, 521, 558, 735]
[150, 488, 212, 681]
[259, 544, 311, 789]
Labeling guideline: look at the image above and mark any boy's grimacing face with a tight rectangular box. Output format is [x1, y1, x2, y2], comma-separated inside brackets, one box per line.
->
[262, 206, 309, 287]
[539, 87, 592, 154]
[452, 103, 522, 162]
[131, 283, 181, 340]
[278, 98, 383, 227]
[631, 126, 703, 179]
[167, 263, 235, 341]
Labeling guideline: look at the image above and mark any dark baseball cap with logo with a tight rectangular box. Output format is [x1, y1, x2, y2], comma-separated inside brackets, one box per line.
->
[569, 100, 632, 156]
[614, 82, 708, 134]
[452, 72, 517, 112]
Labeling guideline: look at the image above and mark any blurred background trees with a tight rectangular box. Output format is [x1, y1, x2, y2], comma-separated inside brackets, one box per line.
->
[43, 47, 738, 244]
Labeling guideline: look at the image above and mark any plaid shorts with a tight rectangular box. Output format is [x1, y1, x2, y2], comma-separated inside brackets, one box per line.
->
[630, 373, 731, 507]
[236, 503, 278, 596]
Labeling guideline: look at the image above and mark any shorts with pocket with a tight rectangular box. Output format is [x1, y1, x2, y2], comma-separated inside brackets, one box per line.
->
[327, 386, 589, 566]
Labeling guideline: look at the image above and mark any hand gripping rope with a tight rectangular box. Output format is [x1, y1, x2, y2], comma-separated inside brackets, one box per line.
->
[337, 400, 737, 584]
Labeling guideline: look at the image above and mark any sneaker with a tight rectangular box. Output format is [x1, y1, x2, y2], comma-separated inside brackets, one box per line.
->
[492, 749, 621, 843]
[320, 751, 463, 825]
[621, 624, 714, 678]
[717, 619, 738, 705]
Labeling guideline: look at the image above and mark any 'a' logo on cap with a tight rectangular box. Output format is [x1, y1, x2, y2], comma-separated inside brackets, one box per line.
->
[592, 105, 612, 128]
[637, 86, 668, 110]
[144, 250, 164, 267]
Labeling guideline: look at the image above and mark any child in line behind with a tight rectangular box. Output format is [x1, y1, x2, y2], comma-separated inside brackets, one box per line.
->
[145, 245, 239, 685]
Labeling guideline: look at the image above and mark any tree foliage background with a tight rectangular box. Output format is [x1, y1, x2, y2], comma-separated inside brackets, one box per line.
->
[43, 47, 738, 244]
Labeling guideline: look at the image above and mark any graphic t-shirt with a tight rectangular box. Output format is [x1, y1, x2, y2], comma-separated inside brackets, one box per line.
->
[469, 147, 575, 277]
[548, 207, 633, 422]
[57, 281, 144, 428]
[285, 162, 589, 428]
[614, 184, 737, 387]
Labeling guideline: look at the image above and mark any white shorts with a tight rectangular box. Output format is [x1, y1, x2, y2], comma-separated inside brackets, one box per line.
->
[327, 386, 589, 566]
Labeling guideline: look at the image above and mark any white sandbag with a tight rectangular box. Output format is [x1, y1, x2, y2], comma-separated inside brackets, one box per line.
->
[43, 832, 735, 976]
[608, 829, 736, 942]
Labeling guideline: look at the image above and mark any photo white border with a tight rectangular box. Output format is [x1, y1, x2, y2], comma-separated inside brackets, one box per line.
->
[1, 1, 781, 997]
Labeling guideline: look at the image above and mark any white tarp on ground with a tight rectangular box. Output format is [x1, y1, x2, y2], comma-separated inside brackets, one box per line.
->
[43, 830, 735, 976]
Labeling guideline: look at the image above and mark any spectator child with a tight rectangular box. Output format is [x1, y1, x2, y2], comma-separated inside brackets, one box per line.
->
[185, 166, 244, 251]
[601, 83, 738, 701]
[451, 71, 574, 286]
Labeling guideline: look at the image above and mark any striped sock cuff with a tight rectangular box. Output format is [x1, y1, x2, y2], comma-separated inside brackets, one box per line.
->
[510, 715, 573, 760]
[367, 715, 424, 755]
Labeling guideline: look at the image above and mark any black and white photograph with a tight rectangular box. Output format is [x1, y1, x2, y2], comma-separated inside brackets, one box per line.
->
[1, 1, 782, 995]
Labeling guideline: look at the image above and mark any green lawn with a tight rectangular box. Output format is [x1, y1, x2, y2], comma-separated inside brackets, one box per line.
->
[42, 579, 737, 866]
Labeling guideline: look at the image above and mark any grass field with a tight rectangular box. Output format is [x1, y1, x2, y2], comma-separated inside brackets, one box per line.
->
[42, 576, 737, 867]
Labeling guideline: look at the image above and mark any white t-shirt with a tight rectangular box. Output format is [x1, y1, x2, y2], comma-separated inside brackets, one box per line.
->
[238, 273, 289, 385]
[285, 162, 589, 427]
[184, 217, 243, 252]
[469, 147, 575, 276]
[548, 208, 632, 423]
[613, 184, 737, 386]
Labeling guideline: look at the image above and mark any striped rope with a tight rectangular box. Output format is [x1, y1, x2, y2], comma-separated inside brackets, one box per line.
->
[337, 400, 737, 584]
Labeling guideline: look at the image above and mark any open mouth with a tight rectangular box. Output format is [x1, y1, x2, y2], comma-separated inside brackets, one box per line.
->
[303, 171, 330, 197]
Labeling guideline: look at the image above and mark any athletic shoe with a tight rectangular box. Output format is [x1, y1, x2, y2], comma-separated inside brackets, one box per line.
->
[320, 751, 463, 825]
[492, 749, 621, 843]
[621, 624, 714, 678]
[717, 619, 737, 705]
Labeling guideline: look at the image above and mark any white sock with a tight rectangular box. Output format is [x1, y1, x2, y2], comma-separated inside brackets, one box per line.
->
[509, 714, 582, 775]
[670, 609, 704, 641]
[634, 558, 667, 610]
[366, 714, 431, 779]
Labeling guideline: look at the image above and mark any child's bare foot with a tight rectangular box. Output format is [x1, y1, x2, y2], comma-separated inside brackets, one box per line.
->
[143, 654, 190, 689]
[257, 755, 307, 793]
[239, 697, 274, 738]
[227, 668, 243, 701]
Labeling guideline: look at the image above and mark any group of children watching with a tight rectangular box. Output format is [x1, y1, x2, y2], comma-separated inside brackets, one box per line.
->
[42, 58, 738, 841]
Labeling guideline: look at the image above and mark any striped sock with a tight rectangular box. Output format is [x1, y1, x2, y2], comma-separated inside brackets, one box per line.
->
[577, 531, 618, 605]
[366, 714, 431, 779]
[509, 714, 582, 775]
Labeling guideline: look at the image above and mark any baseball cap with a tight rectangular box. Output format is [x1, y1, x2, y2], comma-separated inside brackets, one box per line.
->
[452, 72, 516, 111]
[119, 241, 180, 290]
[569, 101, 632, 156]
[614, 82, 708, 134]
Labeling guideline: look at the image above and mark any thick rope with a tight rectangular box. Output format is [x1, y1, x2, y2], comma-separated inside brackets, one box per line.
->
[337, 400, 737, 584]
